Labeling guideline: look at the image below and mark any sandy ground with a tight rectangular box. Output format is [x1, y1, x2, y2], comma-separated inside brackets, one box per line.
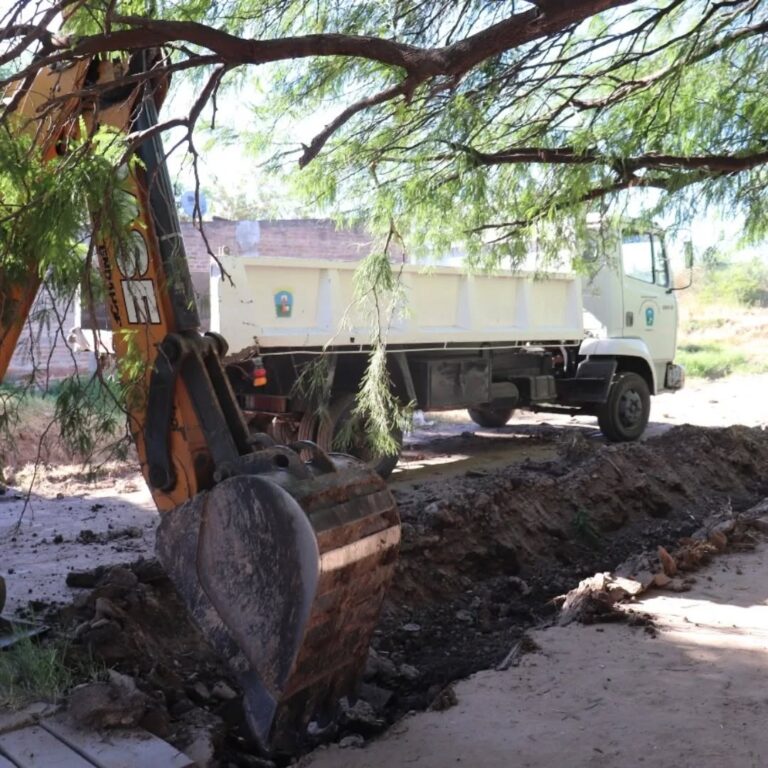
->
[0, 476, 156, 615]
[305, 528, 768, 768]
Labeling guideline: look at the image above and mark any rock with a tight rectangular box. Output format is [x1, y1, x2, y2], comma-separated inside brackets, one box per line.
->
[94, 597, 126, 622]
[339, 734, 365, 749]
[398, 664, 420, 681]
[429, 684, 458, 712]
[77, 529, 99, 544]
[235, 756, 276, 768]
[131, 559, 167, 583]
[507, 576, 531, 596]
[108, 526, 142, 541]
[401, 622, 421, 633]
[66, 567, 107, 589]
[105, 566, 139, 589]
[359, 682, 393, 711]
[188, 681, 211, 702]
[211, 681, 238, 701]
[340, 698, 384, 733]
[455, 609, 474, 624]
[68, 681, 148, 729]
[364, 648, 397, 680]
[169, 696, 195, 718]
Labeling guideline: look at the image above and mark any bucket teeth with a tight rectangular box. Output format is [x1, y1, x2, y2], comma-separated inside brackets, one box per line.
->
[156, 454, 399, 753]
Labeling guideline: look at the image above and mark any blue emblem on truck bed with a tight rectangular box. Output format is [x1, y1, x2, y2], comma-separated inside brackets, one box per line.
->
[274, 290, 293, 318]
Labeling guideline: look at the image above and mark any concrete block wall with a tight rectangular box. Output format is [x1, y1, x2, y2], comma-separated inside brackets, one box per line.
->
[6, 288, 83, 383]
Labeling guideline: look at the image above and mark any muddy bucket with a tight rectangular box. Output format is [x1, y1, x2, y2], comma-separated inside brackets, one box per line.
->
[156, 447, 399, 753]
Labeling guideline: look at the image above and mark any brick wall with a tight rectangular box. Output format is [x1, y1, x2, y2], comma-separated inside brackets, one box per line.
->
[4, 219, 376, 381]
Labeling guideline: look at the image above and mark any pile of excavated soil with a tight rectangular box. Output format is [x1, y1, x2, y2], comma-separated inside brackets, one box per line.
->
[23, 425, 768, 764]
[391, 425, 768, 604]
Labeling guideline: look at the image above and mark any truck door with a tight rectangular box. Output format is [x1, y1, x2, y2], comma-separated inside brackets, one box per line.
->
[620, 233, 677, 374]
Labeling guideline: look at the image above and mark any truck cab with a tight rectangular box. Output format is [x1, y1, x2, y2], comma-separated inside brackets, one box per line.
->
[581, 229, 685, 397]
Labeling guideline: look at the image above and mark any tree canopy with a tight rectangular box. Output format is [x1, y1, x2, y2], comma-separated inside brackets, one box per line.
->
[2, 0, 767, 263]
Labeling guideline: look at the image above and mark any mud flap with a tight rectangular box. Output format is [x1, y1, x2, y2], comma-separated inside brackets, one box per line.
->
[156, 475, 321, 748]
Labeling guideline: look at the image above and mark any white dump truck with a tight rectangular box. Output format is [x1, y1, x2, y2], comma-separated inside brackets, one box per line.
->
[213, 228, 686, 475]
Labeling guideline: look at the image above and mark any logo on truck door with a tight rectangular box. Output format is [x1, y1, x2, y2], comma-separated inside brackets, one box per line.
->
[274, 290, 293, 318]
[117, 230, 161, 325]
[645, 306, 655, 327]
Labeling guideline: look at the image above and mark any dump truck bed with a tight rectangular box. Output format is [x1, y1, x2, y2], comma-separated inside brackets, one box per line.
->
[213, 256, 585, 351]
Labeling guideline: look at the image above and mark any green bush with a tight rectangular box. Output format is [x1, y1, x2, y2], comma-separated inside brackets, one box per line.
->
[677, 342, 765, 379]
[699, 259, 768, 307]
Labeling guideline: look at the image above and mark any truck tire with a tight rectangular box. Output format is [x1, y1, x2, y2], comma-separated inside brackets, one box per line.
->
[467, 406, 515, 428]
[597, 372, 650, 442]
[316, 394, 402, 479]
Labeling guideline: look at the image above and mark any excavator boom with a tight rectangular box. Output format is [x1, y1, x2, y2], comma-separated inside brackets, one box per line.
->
[0, 53, 400, 753]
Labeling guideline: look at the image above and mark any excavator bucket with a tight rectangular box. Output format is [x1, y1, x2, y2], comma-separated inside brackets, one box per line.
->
[155, 447, 399, 753]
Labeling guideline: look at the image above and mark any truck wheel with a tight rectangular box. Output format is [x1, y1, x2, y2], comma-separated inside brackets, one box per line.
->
[316, 394, 402, 479]
[467, 406, 515, 428]
[597, 372, 650, 442]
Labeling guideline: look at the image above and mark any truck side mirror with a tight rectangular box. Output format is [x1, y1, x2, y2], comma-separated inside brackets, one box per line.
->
[667, 239, 694, 293]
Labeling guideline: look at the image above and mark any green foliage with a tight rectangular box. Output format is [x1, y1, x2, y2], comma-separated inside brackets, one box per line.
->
[676, 342, 766, 379]
[53, 375, 123, 459]
[344, 344, 411, 458]
[0, 125, 134, 292]
[698, 259, 768, 308]
[0, 637, 73, 708]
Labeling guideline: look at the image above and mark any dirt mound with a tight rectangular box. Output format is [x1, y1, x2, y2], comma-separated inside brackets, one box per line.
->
[391, 425, 768, 605]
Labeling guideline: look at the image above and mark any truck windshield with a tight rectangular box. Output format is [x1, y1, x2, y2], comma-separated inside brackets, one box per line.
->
[622, 233, 668, 287]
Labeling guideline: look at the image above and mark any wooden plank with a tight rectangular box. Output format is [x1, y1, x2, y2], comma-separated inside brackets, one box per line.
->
[42, 719, 195, 768]
[0, 725, 94, 768]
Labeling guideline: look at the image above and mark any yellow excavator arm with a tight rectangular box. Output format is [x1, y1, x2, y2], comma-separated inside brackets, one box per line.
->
[0, 52, 400, 754]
